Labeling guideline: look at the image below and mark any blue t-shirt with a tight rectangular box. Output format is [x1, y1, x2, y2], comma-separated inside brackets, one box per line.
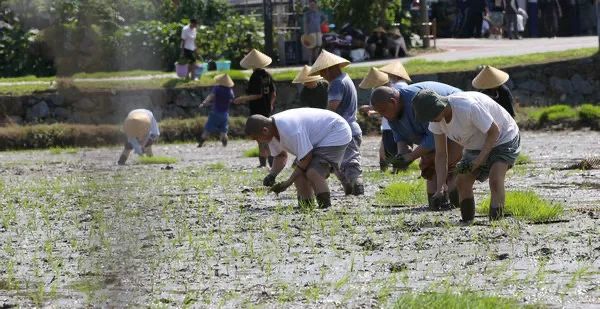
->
[388, 81, 462, 150]
[212, 85, 235, 113]
[328, 73, 361, 136]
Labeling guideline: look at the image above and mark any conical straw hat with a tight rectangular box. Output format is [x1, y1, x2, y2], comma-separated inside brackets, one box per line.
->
[123, 110, 151, 141]
[301, 34, 317, 49]
[472, 65, 509, 89]
[292, 65, 322, 84]
[379, 60, 411, 82]
[240, 49, 272, 69]
[359, 67, 389, 89]
[214, 73, 234, 87]
[373, 26, 386, 33]
[308, 50, 350, 76]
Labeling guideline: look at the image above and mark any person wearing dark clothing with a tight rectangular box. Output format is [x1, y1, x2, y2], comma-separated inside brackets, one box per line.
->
[462, 0, 488, 37]
[539, 0, 562, 37]
[367, 27, 389, 59]
[472, 66, 516, 118]
[293, 65, 329, 109]
[504, 0, 520, 39]
[527, 0, 539, 37]
[235, 49, 277, 167]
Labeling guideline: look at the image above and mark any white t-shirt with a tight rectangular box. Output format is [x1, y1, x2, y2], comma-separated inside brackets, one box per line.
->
[428, 91, 519, 150]
[268, 108, 352, 160]
[181, 25, 197, 51]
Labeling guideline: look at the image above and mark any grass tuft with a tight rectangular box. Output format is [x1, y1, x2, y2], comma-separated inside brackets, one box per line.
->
[49, 146, 78, 155]
[515, 154, 532, 165]
[477, 191, 564, 223]
[243, 147, 260, 158]
[392, 291, 525, 309]
[207, 162, 225, 169]
[375, 181, 427, 206]
[138, 156, 177, 165]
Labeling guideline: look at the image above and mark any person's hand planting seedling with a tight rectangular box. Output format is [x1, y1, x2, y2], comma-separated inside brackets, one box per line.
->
[271, 180, 292, 194]
[263, 174, 276, 187]
[431, 191, 453, 211]
[387, 153, 412, 171]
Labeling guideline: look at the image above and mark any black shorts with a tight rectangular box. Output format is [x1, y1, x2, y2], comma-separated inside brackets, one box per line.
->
[183, 48, 196, 63]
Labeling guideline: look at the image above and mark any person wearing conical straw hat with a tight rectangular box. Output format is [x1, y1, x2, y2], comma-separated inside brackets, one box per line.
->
[359, 63, 412, 172]
[197, 74, 235, 148]
[358, 67, 398, 172]
[412, 89, 521, 222]
[308, 50, 363, 196]
[367, 27, 389, 59]
[292, 65, 328, 109]
[472, 66, 515, 118]
[118, 109, 160, 165]
[370, 79, 464, 210]
[234, 49, 277, 167]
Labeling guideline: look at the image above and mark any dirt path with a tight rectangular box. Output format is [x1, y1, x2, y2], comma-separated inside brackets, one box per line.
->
[0, 131, 598, 307]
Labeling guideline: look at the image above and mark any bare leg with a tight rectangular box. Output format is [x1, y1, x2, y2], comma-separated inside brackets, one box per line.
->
[118, 148, 132, 165]
[306, 167, 331, 208]
[488, 161, 509, 220]
[219, 132, 228, 147]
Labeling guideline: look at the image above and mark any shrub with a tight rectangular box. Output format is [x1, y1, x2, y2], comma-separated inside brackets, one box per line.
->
[535, 105, 578, 124]
[578, 104, 600, 122]
[477, 191, 564, 223]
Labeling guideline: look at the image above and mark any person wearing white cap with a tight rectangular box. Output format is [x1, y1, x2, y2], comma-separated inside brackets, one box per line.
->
[292, 65, 329, 109]
[309, 50, 364, 196]
[234, 49, 277, 168]
[118, 109, 160, 165]
[472, 66, 515, 118]
[198, 74, 235, 147]
[412, 90, 520, 222]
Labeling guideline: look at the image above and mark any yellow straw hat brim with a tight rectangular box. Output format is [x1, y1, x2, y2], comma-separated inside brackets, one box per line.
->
[308, 50, 350, 76]
[379, 61, 411, 82]
[123, 111, 151, 141]
[240, 49, 272, 69]
[472, 65, 509, 89]
[292, 65, 323, 84]
[301, 34, 317, 49]
[359, 67, 389, 89]
[214, 73, 235, 87]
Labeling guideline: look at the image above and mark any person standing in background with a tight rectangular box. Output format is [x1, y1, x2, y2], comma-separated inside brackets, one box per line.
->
[462, 0, 489, 37]
[303, 0, 327, 64]
[527, 0, 539, 37]
[180, 19, 199, 80]
[504, 0, 521, 39]
[539, 0, 562, 37]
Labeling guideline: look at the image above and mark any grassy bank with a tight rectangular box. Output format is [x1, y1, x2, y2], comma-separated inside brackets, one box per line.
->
[0, 48, 596, 96]
[0, 104, 598, 150]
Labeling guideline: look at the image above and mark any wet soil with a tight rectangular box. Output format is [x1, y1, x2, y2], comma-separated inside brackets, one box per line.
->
[0, 130, 598, 307]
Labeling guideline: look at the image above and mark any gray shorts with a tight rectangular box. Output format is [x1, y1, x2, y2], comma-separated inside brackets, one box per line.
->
[459, 134, 521, 182]
[296, 144, 348, 178]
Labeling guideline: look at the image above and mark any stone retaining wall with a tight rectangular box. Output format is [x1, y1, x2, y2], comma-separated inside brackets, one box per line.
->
[1, 55, 598, 125]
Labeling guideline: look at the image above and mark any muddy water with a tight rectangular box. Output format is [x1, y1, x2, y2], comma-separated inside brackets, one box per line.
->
[0, 131, 598, 308]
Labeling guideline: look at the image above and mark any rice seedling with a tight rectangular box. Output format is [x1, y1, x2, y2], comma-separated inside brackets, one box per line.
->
[392, 290, 525, 309]
[476, 191, 564, 223]
[49, 146, 78, 154]
[206, 162, 225, 170]
[138, 156, 178, 165]
[515, 154, 532, 165]
[375, 181, 427, 206]
[243, 147, 260, 158]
